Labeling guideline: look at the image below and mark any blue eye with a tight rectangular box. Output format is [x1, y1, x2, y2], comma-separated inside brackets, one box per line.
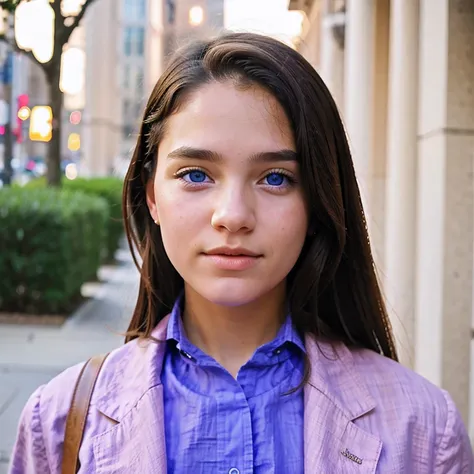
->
[265, 172, 286, 186]
[183, 170, 208, 183]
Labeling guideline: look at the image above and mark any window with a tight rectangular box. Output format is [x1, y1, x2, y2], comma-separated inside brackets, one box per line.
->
[165, 0, 175, 24]
[124, 0, 133, 18]
[123, 99, 131, 119]
[136, 27, 145, 56]
[137, 0, 146, 20]
[124, 0, 146, 20]
[123, 27, 145, 57]
[124, 27, 133, 56]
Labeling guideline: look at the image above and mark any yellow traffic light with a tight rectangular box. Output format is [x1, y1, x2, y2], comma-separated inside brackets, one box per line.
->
[29, 106, 52, 142]
[67, 132, 81, 151]
[18, 106, 31, 121]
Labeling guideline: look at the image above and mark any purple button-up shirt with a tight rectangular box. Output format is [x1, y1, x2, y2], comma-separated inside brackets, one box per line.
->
[161, 300, 306, 474]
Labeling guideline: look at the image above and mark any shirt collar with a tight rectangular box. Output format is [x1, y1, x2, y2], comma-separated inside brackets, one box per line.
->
[166, 295, 306, 361]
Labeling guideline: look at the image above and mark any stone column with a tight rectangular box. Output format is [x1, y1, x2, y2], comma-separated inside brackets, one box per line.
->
[370, 0, 390, 271]
[319, 0, 344, 108]
[415, 0, 474, 424]
[384, 0, 419, 367]
[343, 0, 375, 223]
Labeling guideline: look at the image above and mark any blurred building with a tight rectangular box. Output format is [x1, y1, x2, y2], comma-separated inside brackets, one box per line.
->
[163, 0, 224, 59]
[289, 0, 474, 431]
[80, 0, 121, 176]
[80, 0, 224, 177]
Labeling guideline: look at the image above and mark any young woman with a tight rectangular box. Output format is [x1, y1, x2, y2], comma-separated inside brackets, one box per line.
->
[10, 32, 472, 473]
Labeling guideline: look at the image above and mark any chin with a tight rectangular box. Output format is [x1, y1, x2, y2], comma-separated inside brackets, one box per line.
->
[192, 278, 273, 308]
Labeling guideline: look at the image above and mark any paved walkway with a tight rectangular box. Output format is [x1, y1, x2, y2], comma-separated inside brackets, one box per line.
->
[0, 247, 139, 473]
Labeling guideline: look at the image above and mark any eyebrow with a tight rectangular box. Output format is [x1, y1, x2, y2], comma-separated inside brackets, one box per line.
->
[167, 146, 297, 163]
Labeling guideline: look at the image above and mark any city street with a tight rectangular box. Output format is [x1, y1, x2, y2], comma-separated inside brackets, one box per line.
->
[0, 248, 139, 473]
[0, 0, 472, 470]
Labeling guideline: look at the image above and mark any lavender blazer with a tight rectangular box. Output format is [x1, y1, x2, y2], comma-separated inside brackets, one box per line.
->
[9, 315, 473, 473]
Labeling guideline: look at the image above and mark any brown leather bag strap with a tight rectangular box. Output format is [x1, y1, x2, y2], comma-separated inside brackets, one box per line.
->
[61, 353, 109, 474]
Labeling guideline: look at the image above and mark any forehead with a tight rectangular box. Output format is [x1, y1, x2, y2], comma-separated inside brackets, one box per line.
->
[159, 81, 295, 156]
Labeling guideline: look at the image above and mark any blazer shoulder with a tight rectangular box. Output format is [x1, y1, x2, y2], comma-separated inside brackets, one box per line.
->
[350, 347, 461, 423]
[349, 347, 473, 469]
[39, 339, 141, 419]
[9, 362, 85, 474]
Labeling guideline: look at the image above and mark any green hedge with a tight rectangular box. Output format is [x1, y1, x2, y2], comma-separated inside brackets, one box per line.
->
[25, 177, 124, 260]
[0, 187, 109, 314]
[64, 178, 124, 260]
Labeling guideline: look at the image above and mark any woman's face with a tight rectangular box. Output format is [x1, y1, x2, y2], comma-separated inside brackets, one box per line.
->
[147, 81, 308, 307]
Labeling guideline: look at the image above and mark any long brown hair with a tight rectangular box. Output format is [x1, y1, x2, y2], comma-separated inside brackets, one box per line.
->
[122, 32, 397, 361]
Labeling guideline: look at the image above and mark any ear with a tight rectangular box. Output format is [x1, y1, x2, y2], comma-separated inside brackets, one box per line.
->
[145, 179, 159, 225]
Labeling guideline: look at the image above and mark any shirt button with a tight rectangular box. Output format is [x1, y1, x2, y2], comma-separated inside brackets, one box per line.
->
[228, 469, 240, 474]
[179, 350, 194, 360]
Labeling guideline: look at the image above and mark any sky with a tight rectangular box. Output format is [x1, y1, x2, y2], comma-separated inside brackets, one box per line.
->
[224, 0, 304, 46]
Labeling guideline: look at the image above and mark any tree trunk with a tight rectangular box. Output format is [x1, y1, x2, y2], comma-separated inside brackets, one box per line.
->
[3, 110, 13, 186]
[46, 69, 63, 187]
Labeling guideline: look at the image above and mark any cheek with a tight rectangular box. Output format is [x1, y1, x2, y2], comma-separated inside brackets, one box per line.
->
[154, 183, 198, 227]
[153, 183, 208, 257]
[266, 198, 308, 242]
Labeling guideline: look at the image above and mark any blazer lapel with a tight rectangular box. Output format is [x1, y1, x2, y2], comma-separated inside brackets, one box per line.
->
[92, 385, 167, 473]
[304, 337, 383, 473]
[91, 317, 170, 474]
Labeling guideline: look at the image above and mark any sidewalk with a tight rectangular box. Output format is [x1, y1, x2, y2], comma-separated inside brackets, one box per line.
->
[0, 247, 139, 473]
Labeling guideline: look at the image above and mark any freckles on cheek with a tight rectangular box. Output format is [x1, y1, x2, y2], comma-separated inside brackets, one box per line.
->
[159, 202, 204, 237]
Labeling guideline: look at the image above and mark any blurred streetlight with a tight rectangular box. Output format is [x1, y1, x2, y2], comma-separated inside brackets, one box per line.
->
[189, 6, 204, 26]
[61, 0, 86, 16]
[60, 47, 85, 95]
[29, 106, 53, 142]
[14, 2, 32, 50]
[15, 0, 55, 64]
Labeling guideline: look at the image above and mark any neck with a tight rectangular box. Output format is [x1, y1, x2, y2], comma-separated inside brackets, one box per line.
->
[182, 283, 286, 377]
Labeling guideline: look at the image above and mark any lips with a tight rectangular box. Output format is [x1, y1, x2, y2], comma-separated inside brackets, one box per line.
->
[204, 247, 261, 258]
[201, 247, 262, 271]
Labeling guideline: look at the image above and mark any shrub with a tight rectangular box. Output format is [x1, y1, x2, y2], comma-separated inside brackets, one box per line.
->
[0, 187, 109, 314]
[25, 177, 124, 260]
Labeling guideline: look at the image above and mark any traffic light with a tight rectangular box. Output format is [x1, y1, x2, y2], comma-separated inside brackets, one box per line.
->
[29, 106, 52, 142]
[69, 110, 82, 125]
[67, 132, 81, 151]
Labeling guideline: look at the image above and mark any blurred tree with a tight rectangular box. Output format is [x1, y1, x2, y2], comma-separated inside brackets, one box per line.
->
[0, 0, 99, 186]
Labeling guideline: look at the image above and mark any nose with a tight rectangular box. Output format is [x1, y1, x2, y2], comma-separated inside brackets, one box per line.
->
[211, 184, 256, 233]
